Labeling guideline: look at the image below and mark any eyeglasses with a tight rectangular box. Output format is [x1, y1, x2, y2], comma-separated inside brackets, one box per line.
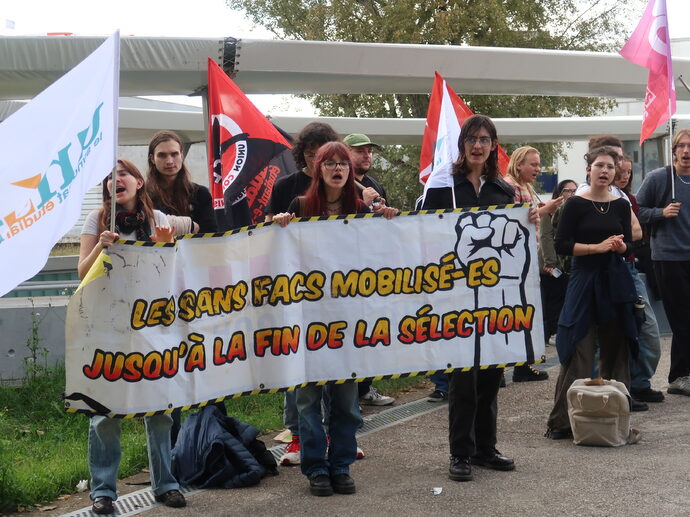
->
[676, 143, 690, 151]
[466, 136, 493, 147]
[323, 161, 349, 170]
[561, 188, 576, 193]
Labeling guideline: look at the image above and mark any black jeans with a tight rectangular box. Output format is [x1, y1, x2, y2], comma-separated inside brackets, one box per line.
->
[654, 260, 690, 382]
[448, 368, 503, 457]
[539, 272, 569, 341]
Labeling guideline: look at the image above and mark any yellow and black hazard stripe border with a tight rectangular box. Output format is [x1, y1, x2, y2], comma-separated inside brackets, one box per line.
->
[112, 203, 531, 246]
[65, 357, 543, 418]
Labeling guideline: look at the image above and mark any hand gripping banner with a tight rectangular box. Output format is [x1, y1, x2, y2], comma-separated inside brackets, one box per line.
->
[65, 206, 544, 416]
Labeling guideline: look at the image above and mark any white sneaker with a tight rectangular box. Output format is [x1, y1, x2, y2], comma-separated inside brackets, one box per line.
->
[279, 436, 301, 466]
[360, 386, 395, 406]
[548, 334, 557, 347]
[668, 376, 690, 396]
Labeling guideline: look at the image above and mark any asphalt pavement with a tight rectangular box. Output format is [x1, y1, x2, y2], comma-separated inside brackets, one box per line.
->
[24, 336, 690, 517]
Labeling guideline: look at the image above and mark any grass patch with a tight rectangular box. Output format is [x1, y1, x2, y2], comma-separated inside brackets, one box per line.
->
[0, 370, 425, 512]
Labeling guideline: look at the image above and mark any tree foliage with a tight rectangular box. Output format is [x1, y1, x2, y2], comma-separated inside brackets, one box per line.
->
[228, 0, 643, 208]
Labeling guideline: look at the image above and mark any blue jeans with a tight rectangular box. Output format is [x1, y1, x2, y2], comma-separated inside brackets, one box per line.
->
[296, 383, 361, 478]
[284, 389, 333, 434]
[429, 371, 449, 393]
[628, 265, 662, 391]
[283, 391, 299, 435]
[88, 414, 179, 501]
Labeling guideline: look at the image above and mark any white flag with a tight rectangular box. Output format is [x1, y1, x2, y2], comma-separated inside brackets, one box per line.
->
[424, 82, 461, 192]
[0, 32, 120, 297]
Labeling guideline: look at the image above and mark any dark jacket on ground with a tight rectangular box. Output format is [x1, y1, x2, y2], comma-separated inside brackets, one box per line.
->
[172, 405, 277, 489]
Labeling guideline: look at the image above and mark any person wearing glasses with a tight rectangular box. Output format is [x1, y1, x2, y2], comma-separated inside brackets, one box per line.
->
[422, 115, 538, 482]
[344, 132, 399, 407]
[539, 180, 577, 350]
[273, 141, 395, 497]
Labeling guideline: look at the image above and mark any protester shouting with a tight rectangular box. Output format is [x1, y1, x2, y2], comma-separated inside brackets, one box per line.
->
[78, 159, 186, 514]
[264, 121, 340, 467]
[545, 147, 638, 440]
[273, 141, 395, 497]
[422, 115, 538, 481]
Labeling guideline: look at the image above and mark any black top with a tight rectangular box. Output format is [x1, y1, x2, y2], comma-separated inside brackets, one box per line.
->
[555, 197, 632, 256]
[265, 170, 312, 216]
[421, 173, 515, 210]
[357, 174, 387, 201]
[156, 183, 217, 233]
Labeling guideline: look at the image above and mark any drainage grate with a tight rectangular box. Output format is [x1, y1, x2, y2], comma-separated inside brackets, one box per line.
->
[60, 485, 203, 517]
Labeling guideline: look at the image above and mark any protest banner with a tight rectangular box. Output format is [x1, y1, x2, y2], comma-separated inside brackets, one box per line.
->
[65, 205, 543, 417]
[0, 32, 119, 297]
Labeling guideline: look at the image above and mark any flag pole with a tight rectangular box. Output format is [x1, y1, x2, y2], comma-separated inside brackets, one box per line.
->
[110, 31, 121, 233]
[668, 96, 675, 202]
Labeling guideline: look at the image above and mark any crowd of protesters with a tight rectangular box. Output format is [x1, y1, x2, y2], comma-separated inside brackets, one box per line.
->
[80, 117, 684, 510]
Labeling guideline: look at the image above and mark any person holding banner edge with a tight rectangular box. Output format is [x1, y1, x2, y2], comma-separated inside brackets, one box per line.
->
[146, 130, 218, 234]
[264, 121, 341, 467]
[421, 114, 538, 482]
[273, 141, 396, 496]
[78, 159, 186, 513]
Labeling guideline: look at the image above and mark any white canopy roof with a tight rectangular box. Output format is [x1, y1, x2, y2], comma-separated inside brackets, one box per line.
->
[2, 36, 690, 100]
[3, 98, 683, 145]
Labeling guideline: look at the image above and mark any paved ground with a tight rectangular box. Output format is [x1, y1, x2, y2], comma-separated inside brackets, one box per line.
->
[22, 336, 690, 517]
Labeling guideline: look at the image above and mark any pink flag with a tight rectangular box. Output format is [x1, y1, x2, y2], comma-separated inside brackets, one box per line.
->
[619, 0, 676, 145]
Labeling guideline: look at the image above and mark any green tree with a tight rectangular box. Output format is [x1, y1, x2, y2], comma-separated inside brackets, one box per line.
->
[229, 0, 643, 208]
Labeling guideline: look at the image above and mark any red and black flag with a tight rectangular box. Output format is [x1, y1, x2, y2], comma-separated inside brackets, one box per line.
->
[207, 59, 291, 229]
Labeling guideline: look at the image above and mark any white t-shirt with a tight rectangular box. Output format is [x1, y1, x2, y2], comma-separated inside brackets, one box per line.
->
[82, 209, 170, 240]
[575, 183, 631, 206]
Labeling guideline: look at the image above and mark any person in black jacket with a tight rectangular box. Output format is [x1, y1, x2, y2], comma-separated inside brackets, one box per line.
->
[422, 115, 537, 482]
[146, 130, 218, 233]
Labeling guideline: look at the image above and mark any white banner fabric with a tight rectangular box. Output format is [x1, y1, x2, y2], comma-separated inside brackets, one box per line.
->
[65, 207, 544, 416]
[0, 32, 119, 297]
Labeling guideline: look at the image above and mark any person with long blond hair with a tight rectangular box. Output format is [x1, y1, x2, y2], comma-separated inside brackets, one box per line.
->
[505, 146, 564, 217]
[78, 159, 186, 514]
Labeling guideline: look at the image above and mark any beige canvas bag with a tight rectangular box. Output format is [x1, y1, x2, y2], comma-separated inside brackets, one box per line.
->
[567, 378, 641, 447]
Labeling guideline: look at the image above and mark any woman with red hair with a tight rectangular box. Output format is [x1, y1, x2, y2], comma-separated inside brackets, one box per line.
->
[274, 141, 395, 497]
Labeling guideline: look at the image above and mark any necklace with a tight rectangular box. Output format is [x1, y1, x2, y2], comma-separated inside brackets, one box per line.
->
[326, 196, 342, 205]
[590, 199, 611, 215]
[676, 173, 690, 185]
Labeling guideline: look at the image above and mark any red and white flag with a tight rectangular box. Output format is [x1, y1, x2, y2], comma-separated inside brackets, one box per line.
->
[419, 72, 509, 195]
[207, 59, 291, 226]
[619, 0, 676, 145]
